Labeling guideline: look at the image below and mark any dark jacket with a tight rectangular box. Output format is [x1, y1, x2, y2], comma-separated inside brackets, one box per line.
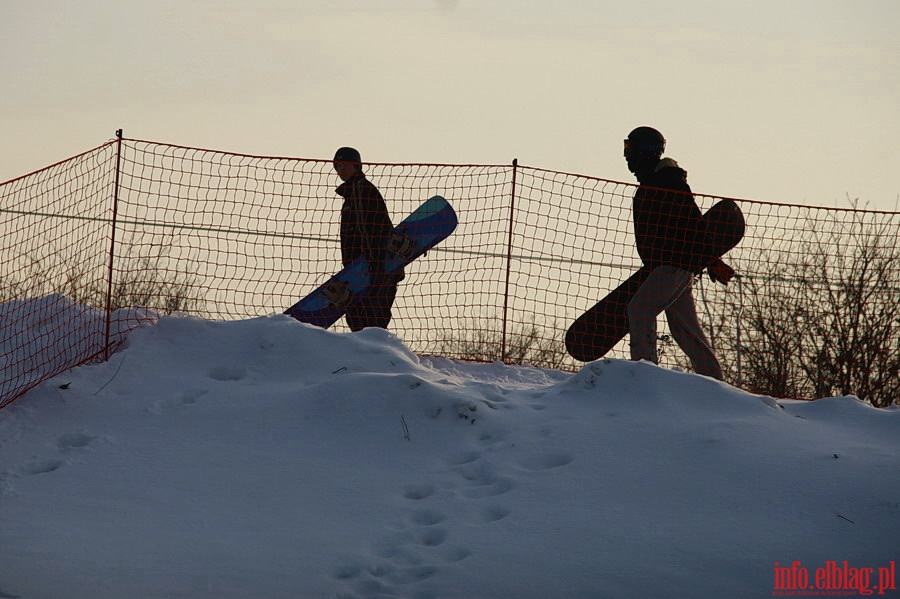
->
[632, 158, 709, 273]
[336, 173, 402, 281]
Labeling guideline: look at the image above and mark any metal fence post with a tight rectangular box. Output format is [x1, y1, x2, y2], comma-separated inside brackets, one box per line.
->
[104, 129, 124, 359]
[500, 158, 518, 361]
[735, 274, 744, 386]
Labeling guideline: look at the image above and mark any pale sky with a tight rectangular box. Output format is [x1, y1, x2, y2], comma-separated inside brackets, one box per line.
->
[2, 0, 898, 210]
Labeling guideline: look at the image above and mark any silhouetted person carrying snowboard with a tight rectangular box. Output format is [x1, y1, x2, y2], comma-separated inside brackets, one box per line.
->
[332, 147, 404, 331]
[623, 126, 734, 379]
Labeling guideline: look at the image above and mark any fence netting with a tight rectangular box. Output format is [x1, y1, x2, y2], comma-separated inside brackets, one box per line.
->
[2, 136, 898, 408]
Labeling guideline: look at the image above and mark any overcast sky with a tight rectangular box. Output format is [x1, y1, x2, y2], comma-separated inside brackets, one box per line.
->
[2, 0, 898, 211]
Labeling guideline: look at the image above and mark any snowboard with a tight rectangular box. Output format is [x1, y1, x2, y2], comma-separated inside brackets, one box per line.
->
[565, 199, 745, 362]
[285, 195, 457, 329]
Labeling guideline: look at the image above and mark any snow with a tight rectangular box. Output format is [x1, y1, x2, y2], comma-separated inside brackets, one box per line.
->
[0, 294, 158, 404]
[1, 313, 898, 599]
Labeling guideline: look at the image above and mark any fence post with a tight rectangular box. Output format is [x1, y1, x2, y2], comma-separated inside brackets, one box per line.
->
[735, 275, 744, 387]
[104, 129, 124, 360]
[500, 158, 519, 361]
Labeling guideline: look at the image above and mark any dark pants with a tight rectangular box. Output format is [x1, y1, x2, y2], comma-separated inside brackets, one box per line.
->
[627, 265, 723, 380]
[345, 279, 399, 331]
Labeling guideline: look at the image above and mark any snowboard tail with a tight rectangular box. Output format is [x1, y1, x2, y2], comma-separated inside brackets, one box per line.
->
[285, 195, 457, 329]
[565, 199, 745, 362]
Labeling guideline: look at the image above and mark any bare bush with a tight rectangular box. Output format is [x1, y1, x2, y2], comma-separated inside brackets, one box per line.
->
[108, 256, 200, 314]
[725, 207, 899, 406]
[0, 247, 201, 316]
[437, 316, 568, 370]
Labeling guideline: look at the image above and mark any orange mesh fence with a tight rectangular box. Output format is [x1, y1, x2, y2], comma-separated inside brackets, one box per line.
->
[0, 140, 158, 407]
[1, 135, 898, 408]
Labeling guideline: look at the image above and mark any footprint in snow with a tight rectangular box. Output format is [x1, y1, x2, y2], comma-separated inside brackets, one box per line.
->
[19, 458, 65, 476]
[410, 509, 445, 526]
[446, 450, 480, 466]
[402, 483, 437, 501]
[207, 365, 247, 382]
[148, 389, 209, 414]
[442, 545, 472, 563]
[383, 565, 438, 585]
[456, 477, 515, 499]
[443, 451, 515, 499]
[332, 482, 462, 597]
[57, 432, 96, 451]
[517, 452, 574, 472]
[413, 527, 448, 548]
[477, 504, 511, 523]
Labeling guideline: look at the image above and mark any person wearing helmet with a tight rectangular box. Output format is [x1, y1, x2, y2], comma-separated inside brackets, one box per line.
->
[623, 126, 733, 379]
[332, 146, 404, 331]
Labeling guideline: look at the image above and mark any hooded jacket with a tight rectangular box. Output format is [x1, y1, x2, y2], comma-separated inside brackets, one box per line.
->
[632, 158, 709, 273]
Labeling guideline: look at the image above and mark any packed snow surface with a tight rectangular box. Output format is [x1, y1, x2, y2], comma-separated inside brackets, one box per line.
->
[1, 314, 898, 598]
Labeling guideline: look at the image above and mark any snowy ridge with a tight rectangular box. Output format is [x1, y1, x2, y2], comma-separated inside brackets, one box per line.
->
[0, 314, 897, 599]
[0, 294, 158, 404]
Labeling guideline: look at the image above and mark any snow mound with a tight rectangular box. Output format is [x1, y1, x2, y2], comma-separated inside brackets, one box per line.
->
[0, 294, 157, 404]
[1, 314, 897, 599]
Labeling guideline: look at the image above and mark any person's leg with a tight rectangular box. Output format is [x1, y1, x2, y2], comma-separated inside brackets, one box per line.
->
[665, 284, 723, 379]
[367, 279, 398, 329]
[627, 266, 693, 364]
[344, 302, 366, 332]
[345, 279, 397, 331]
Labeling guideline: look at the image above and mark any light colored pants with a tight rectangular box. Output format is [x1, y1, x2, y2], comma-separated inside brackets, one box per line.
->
[627, 265, 723, 380]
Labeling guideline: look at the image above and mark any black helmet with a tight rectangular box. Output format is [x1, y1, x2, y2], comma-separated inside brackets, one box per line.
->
[333, 146, 362, 164]
[624, 127, 666, 160]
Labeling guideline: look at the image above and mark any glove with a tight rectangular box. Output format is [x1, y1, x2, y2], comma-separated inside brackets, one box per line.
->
[707, 257, 735, 285]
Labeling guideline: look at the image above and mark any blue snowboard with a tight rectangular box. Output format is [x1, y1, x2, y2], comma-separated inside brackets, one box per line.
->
[285, 195, 457, 328]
